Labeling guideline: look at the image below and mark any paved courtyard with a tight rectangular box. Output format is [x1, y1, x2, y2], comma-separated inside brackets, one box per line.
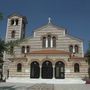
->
[0, 83, 90, 90]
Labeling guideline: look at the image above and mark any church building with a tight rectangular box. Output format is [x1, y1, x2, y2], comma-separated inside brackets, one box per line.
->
[3, 13, 88, 83]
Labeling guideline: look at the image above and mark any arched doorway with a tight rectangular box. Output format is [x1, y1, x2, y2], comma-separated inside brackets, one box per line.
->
[30, 61, 40, 78]
[55, 61, 65, 79]
[42, 61, 53, 79]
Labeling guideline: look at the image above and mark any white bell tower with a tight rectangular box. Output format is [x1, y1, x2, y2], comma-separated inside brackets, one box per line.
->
[5, 13, 27, 42]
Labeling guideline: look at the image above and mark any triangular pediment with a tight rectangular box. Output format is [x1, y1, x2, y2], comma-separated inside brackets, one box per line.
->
[33, 23, 65, 32]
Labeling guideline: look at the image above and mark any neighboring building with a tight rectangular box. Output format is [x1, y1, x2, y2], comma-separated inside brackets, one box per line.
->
[3, 13, 88, 83]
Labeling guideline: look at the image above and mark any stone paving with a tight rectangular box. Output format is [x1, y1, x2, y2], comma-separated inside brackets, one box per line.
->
[0, 83, 90, 90]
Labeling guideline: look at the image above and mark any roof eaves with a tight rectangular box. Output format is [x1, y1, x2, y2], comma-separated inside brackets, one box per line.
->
[66, 34, 83, 42]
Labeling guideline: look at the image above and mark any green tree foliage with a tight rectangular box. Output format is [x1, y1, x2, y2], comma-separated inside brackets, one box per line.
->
[0, 38, 26, 55]
[0, 39, 6, 62]
[6, 39, 26, 55]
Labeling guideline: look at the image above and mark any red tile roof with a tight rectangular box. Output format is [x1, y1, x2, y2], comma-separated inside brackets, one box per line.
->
[30, 50, 70, 55]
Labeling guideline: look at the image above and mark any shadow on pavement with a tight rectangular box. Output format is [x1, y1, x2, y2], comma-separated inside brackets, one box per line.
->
[0, 86, 16, 90]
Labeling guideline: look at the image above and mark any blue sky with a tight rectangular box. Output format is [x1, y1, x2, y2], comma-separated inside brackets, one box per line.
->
[0, 0, 90, 52]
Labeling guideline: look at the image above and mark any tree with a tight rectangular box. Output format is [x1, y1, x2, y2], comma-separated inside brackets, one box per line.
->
[0, 12, 26, 80]
[85, 42, 90, 78]
[5, 39, 26, 55]
[0, 12, 4, 80]
[0, 38, 26, 55]
[0, 37, 26, 81]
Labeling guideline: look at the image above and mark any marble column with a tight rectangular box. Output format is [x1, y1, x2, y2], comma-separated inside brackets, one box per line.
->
[40, 65, 42, 79]
[73, 46, 75, 53]
[14, 20, 16, 25]
[51, 37, 53, 48]
[46, 37, 48, 48]
[53, 65, 55, 79]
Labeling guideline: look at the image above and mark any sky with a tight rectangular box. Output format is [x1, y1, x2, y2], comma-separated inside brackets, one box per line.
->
[0, 0, 90, 53]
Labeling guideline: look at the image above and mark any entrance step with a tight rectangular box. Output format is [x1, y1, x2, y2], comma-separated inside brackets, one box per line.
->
[6, 77, 86, 84]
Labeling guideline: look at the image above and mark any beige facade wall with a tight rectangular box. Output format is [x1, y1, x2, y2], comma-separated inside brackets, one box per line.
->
[3, 14, 88, 79]
[8, 54, 88, 78]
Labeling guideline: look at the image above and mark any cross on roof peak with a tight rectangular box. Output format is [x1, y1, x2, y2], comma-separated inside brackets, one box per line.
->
[48, 17, 51, 24]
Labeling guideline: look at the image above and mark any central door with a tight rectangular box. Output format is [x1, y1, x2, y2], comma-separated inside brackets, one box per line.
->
[55, 61, 65, 79]
[42, 61, 53, 79]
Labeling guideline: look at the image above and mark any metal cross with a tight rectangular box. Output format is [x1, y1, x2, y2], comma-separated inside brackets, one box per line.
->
[48, 17, 51, 23]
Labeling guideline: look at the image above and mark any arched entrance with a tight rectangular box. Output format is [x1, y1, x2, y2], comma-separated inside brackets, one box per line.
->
[30, 61, 40, 78]
[55, 61, 65, 79]
[42, 61, 53, 79]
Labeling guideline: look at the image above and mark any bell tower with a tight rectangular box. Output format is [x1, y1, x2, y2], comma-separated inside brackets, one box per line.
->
[5, 13, 27, 42]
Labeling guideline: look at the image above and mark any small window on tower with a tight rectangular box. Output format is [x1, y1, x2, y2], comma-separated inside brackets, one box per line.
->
[11, 19, 14, 25]
[11, 30, 15, 38]
[16, 19, 19, 25]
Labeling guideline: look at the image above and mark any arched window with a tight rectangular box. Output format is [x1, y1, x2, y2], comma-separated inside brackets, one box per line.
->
[16, 19, 19, 25]
[42, 61, 53, 79]
[48, 35, 51, 48]
[27, 46, 30, 53]
[55, 61, 65, 79]
[42, 37, 46, 48]
[53, 36, 56, 47]
[11, 19, 14, 25]
[69, 45, 73, 53]
[74, 63, 80, 72]
[11, 30, 15, 38]
[21, 46, 25, 53]
[75, 45, 79, 53]
[30, 61, 40, 78]
[17, 63, 22, 72]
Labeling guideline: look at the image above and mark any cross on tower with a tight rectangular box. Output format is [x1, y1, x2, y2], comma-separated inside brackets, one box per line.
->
[48, 17, 51, 24]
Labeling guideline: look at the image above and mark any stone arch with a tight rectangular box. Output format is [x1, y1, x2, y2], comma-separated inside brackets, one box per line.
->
[29, 59, 40, 65]
[15, 61, 24, 67]
[72, 61, 81, 67]
[54, 59, 67, 66]
[42, 60, 53, 79]
[55, 61, 65, 79]
[30, 61, 40, 78]
[41, 58, 54, 65]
